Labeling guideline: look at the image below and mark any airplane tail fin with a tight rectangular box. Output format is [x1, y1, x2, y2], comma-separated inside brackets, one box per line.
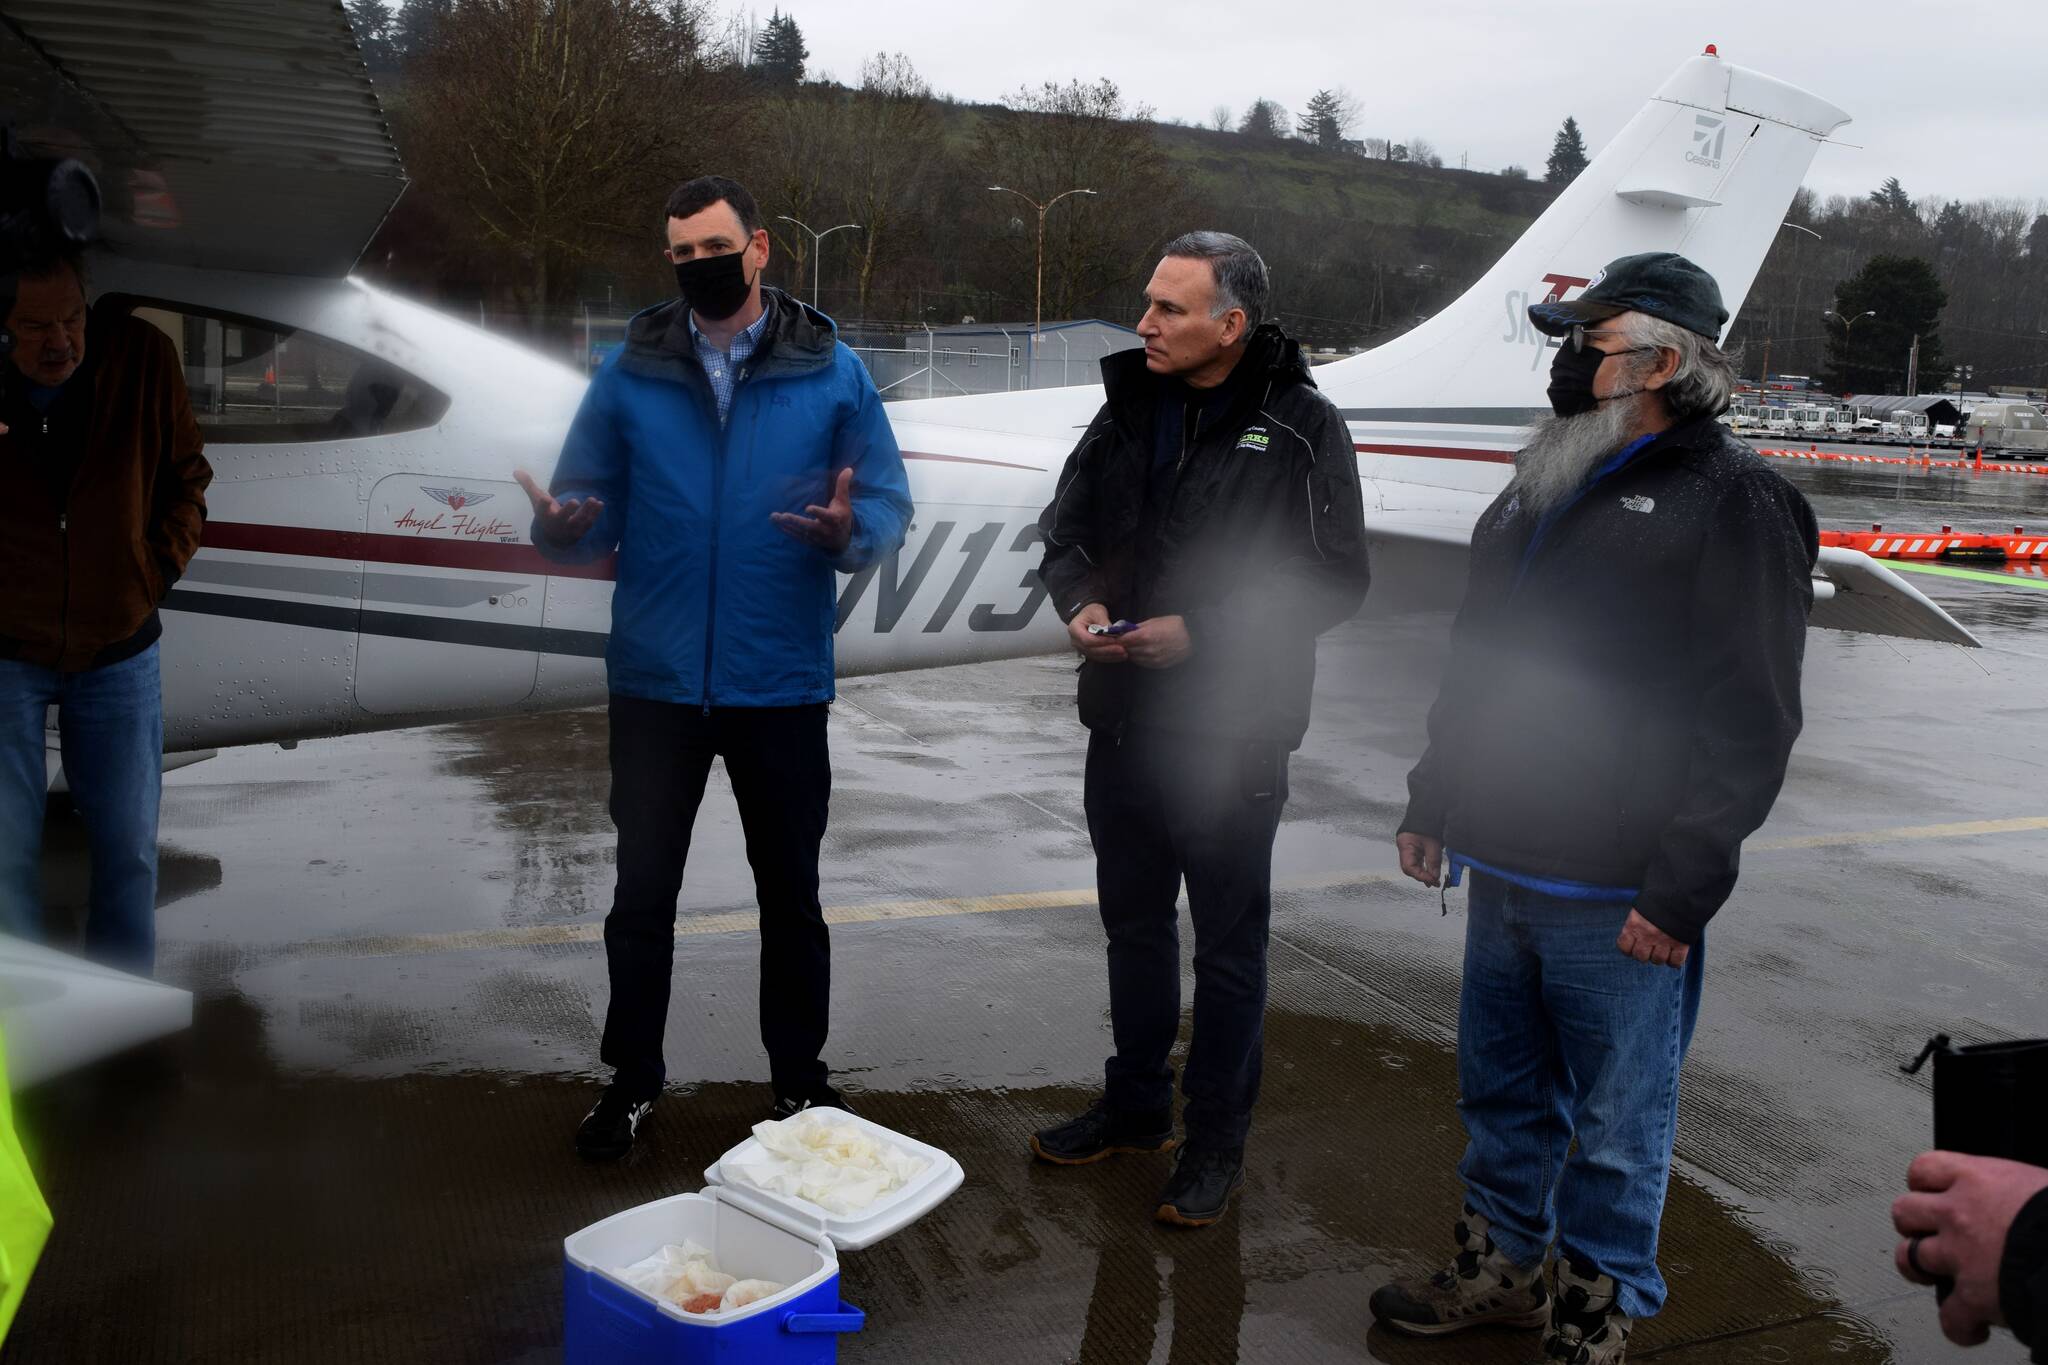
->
[1316, 49, 1849, 415]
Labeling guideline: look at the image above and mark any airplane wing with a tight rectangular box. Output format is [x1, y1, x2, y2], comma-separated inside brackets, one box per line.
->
[1361, 517, 1979, 647]
[0, 0, 403, 276]
[1811, 546, 1979, 646]
[0, 935, 193, 1089]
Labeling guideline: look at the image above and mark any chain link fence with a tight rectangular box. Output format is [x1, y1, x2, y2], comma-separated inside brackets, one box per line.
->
[468, 307, 1136, 399]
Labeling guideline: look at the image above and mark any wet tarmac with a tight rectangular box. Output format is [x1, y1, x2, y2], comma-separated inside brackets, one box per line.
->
[10, 458, 2048, 1363]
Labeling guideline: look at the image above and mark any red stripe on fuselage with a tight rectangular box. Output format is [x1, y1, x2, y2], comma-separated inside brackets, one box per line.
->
[202, 522, 618, 580]
[1354, 442, 1516, 464]
[902, 449, 1046, 472]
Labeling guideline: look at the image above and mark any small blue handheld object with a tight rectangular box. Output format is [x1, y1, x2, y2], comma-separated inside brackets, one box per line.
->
[1088, 620, 1139, 636]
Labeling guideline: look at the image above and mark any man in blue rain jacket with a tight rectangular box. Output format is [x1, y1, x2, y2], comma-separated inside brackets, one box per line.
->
[516, 175, 911, 1161]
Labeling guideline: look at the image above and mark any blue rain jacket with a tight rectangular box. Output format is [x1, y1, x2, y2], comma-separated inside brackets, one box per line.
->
[536, 290, 912, 706]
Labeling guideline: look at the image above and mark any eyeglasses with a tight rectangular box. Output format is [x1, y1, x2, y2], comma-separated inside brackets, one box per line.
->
[1568, 324, 1663, 359]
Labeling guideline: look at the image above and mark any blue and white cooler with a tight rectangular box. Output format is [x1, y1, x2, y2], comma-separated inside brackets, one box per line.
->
[563, 1112, 964, 1363]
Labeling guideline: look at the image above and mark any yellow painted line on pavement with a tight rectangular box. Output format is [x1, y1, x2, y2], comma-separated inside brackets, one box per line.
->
[250, 818, 2048, 962]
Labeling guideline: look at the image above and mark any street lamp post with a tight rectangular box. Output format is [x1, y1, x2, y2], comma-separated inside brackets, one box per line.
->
[776, 215, 863, 310]
[1825, 309, 1877, 395]
[987, 184, 1097, 341]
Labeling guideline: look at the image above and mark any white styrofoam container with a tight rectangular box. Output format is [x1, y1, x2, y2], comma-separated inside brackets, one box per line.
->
[703, 1109, 966, 1251]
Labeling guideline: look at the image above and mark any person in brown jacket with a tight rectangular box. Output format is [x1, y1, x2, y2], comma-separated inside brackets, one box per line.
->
[0, 253, 210, 973]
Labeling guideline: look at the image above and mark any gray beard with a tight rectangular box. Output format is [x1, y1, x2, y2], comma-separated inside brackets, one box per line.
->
[1510, 398, 1639, 518]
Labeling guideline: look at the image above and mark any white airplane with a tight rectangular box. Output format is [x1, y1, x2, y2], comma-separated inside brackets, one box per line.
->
[0, 7, 1974, 1079]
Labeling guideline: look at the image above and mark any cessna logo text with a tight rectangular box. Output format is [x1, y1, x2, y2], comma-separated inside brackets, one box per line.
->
[1686, 114, 1725, 169]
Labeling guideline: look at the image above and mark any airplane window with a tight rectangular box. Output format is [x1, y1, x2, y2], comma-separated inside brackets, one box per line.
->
[104, 295, 450, 444]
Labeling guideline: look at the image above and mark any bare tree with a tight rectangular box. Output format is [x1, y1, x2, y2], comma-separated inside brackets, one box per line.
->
[840, 53, 944, 318]
[403, 0, 715, 324]
[974, 79, 1187, 321]
[752, 86, 848, 294]
[1209, 104, 1232, 133]
[1409, 136, 1441, 169]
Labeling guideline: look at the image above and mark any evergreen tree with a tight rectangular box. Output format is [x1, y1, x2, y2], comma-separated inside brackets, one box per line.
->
[751, 9, 807, 86]
[1869, 177, 1916, 221]
[1296, 90, 1344, 150]
[1824, 255, 1948, 394]
[1237, 98, 1288, 140]
[1545, 115, 1588, 185]
[394, 0, 454, 61]
[345, 0, 398, 72]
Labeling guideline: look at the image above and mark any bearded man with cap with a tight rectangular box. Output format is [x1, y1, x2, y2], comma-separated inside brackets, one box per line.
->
[515, 175, 912, 1160]
[1368, 253, 1817, 1362]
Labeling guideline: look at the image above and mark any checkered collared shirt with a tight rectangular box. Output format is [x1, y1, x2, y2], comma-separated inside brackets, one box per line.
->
[689, 304, 771, 426]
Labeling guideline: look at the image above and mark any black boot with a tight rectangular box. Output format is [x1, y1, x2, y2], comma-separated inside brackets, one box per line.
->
[1155, 1144, 1245, 1226]
[1029, 1100, 1176, 1165]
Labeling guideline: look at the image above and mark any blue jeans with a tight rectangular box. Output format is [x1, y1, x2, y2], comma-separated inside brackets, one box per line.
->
[0, 644, 163, 974]
[1456, 872, 1705, 1318]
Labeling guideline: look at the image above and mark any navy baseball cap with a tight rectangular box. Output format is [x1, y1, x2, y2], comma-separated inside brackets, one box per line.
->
[1527, 251, 1729, 341]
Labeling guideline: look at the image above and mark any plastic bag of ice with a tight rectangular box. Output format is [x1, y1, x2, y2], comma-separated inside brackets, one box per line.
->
[616, 1240, 715, 1300]
[719, 1278, 786, 1311]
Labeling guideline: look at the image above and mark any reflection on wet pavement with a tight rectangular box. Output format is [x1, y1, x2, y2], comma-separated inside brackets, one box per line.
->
[11, 467, 2048, 1361]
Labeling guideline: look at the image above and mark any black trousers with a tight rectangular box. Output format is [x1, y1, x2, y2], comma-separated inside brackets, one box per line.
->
[1084, 726, 1288, 1149]
[600, 695, 832, 1097]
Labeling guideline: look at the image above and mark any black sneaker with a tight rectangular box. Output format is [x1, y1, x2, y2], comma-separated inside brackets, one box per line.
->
[1029, 1100, 1176, 1165]
[1155, 1144, 1244, 1227]
[575, 1084, 656, 1161]
[769, 1084, 857, 1121]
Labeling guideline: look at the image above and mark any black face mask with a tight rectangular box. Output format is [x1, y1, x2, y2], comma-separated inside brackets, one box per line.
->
[1547, 340, 1660, 417]
[1546, 343, 1607, 417]
[673, 250, 754, 322]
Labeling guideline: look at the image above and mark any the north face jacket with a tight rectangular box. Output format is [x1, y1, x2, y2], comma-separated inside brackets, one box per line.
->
[1399, 413, 1819, 943]
[537, 289, 912, 706]
[0, 313, 211, 672]
[1037, 323, 1370, 748]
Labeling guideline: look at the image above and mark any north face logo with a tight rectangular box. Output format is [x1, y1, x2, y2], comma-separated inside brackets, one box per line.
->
[1620, 494, 1655, 514]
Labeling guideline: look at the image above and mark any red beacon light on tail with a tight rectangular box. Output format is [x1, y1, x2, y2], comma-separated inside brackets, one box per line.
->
[1705, 44, 1719, 56]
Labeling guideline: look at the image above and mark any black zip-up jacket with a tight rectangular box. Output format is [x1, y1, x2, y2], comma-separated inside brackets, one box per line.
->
[1399, 414, 1818, 943]
[2004, 1188, 2048, 1362]
[1037, 324, 1370, 748]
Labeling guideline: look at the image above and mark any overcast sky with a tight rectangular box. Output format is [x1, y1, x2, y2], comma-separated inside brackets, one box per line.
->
[793, 0, 2046, 210]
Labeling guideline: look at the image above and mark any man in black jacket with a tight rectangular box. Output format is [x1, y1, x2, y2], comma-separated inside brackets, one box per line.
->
[1894, 1150, 2048, 1360]
[1370, 254, 1817, 1362]
[1028, 231, 1369, 1227]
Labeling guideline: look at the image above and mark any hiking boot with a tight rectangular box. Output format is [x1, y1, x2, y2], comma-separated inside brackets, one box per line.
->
[1528, 1257, 1632, 1364]
[1370, 1206, 1550, 1336]
[1155, 1144, 1245, 1227]
[769, 1083, 858, 1121]
[574, 1083, 657, 1162]
[1028, 1100, 1176, 1165]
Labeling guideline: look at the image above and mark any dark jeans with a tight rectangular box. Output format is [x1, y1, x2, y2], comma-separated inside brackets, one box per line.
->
[600, 695, 832, 1097]
[1084, 726, 1288, 1149]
